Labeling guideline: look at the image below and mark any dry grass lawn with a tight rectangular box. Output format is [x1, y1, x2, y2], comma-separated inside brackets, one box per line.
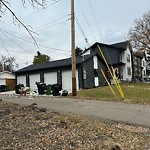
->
[0, 101, 150, 149]
[75, 83, 150, 105]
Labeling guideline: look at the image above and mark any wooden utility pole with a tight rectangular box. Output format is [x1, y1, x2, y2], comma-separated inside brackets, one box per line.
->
[71, 0, 76, 96]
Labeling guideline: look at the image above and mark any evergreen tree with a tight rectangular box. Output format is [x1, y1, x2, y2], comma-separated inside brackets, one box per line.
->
[33, 51, 50, 64]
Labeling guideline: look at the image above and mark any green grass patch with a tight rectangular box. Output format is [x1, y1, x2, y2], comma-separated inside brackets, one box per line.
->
[75, 83, 150, 105]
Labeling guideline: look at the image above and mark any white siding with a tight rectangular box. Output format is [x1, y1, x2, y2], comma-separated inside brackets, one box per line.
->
[121, 48, 132, 81]
[44, 72, 57, 84]
[0, 79, 6, 85]
[82, 50, 90, 56]
[17, 76, 26, 86]
[62, 70, 79, 92]
[94, 77, 99, 87]
[142, 57, 147, 77]
[29, 74, 40, 90]
[0, 71, 15, 79]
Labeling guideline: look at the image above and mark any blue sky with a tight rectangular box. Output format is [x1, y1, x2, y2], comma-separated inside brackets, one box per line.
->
[0, 0, 150, 69]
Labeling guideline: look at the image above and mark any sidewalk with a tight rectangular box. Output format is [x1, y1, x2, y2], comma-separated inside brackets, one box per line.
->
[1, 93, 150, 128]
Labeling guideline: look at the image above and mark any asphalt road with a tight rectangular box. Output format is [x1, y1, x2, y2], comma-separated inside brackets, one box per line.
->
[1, 94, 150, 128]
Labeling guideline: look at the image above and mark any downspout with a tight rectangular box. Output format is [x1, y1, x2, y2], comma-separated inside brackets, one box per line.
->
[129, 42, 134, 82]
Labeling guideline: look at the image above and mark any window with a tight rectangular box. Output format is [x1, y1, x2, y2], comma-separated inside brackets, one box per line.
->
[127, 54, 130, 62]
[120, 55, 122, 62]
[94, 69, 98, 77]
[134, 57, 137, 65]
[127, 67, 131, 75]
[114, 68, 119, 77]
[143, 60, 145, 67]
[138, 58, 141, 66]
[83, 70, 86, 79]
[144, 70, 146, 76]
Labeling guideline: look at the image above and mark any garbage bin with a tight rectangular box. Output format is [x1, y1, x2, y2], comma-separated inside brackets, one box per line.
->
[0, 85, 8, 92]
[15, 84, 24, 94]
[37, 83, 46, 95]
[52, 84, 61, 96]
[46, 84, 52, 95]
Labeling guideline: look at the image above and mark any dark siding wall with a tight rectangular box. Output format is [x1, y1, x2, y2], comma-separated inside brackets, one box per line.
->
[90, 45, 120, 65]
[26, 74, 29, 87]
[83, 57, 95, 89]
[98, 60, 107, 86]
[78, 66, 83, 89]
[40, 72, 44, 83]
[57, 70, 62, 86]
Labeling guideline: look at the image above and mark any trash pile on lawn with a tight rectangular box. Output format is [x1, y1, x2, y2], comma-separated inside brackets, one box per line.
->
[0, 101, 150, 149]
[14, 83, 68, 97]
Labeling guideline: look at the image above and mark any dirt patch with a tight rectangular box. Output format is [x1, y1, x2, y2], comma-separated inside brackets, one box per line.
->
[0, 101, 150, 149]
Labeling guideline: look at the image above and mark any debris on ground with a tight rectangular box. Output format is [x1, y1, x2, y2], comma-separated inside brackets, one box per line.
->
[0, 101, 150, 149]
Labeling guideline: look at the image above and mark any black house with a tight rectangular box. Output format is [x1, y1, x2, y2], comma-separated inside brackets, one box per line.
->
[15, 41, 131, 92]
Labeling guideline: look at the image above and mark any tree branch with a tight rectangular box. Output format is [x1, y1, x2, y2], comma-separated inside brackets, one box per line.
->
[0, 0, 38, 46]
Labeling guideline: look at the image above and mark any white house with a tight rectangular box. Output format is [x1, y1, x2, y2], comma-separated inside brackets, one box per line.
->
[0, 71, 15, 91]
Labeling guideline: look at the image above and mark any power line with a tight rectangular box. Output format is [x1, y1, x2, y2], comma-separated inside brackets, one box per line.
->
[1, 0, 39, 46]
[0, 31, 34, 57]
[0, 30, 70, 65]
[0, 37, 11, 57]
[75, 15, 90, 47]
[0, 29, 70, 53]
[87, 0, 113, 65]
[0, 36, 18, 69]
[36, 16, 70, 32]
[77, 0, 97, 41]
[21, 0, 61, 19]
[87, 0, 103, 42]
[0, 0, 61, 29]
[0, 30, 68, 68]
[35, 14, 70, 31]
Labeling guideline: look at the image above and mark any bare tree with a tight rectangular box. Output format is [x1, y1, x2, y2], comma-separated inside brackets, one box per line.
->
[0, 55, 15, 72]
[128, 11, 150, 53]
[0, 0, 46, 44]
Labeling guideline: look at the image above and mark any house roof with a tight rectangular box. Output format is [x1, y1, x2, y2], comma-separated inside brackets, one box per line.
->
[15, 54, 93, 73]
[110, 41, 130, 50]
[16, 41, 129, 74]
[83, 41, 129, 57]
[83, 41, 129, 65]
[84, 41, 129, 53]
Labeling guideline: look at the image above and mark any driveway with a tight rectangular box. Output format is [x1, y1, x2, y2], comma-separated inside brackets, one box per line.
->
[1, 93, 150, 128]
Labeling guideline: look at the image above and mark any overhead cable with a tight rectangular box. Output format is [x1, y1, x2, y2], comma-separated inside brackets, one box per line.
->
[36, 16, 70, 32]
[0, 31, 33, 56]
[77, 0, 97, 41]
[0, 0, 61, 29]
[75, 15, 90, 47]
[87, 0, 103, 41]
[0, 37, 11, 57]
[35, 14, 70, 31]
[87, 0, 112, 65]
[0, 29, 70, 53]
